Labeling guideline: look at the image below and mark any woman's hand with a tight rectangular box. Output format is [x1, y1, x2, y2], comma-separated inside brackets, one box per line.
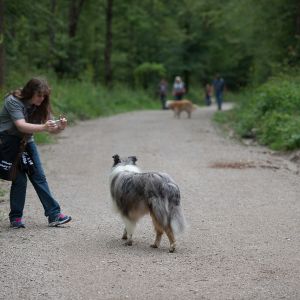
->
[44, 120, 58, 132]
[58, 116, 67, 130]
[46, 116, 67, 134]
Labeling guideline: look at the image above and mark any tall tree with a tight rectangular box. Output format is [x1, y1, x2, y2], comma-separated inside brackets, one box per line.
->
[0, 0, 4, 88]
[69, 0, 86, 38]
[104, 0, 113, 87]
[48, 0, 56, 68]
[296, 1, 300, 35]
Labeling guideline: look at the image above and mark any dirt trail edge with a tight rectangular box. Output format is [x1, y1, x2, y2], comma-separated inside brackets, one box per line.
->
[1, 104, 299, 300]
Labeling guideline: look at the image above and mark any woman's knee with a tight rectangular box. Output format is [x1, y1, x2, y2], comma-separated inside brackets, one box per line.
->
[31, 172, 47, 184]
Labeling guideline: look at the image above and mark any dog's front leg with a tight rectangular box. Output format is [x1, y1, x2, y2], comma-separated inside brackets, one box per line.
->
[122, 228, 128, 240]
[125, 228, 134, 246]
[122, 217, 136, 246]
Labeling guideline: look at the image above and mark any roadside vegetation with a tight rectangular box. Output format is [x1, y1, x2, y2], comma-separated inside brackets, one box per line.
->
[215, 73, 300, 151]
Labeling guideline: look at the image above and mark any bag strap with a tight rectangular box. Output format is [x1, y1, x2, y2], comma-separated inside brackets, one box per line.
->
[9, 136, 28, 181]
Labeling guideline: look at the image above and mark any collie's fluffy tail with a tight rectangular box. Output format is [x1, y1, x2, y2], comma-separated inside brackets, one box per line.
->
[170, 205, 186, 234]
[150, 199, 186, 235]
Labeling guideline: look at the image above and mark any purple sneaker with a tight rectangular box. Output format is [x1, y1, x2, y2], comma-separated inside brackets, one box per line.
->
[10, 218, 25, 229]
[48, 213, 72, 227]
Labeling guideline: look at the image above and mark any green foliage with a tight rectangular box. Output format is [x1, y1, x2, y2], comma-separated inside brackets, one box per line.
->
[228, 74, 300, 150]
[34, 133, 55, 144]
[3, 0, 300, 90]
[134, 63, 166, 90]
[185, 86, 206, 105]
[51, 79, 159, 121]
[259, 112, 300, 150]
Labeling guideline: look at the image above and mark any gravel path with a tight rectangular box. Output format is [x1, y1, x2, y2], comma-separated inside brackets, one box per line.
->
[0, 104, 299, 300]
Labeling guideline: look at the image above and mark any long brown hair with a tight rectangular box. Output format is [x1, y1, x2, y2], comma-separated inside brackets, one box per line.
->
[12, 78, 52, 123]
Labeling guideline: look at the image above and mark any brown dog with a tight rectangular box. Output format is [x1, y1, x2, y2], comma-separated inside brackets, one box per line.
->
[166, 99, 197, 118]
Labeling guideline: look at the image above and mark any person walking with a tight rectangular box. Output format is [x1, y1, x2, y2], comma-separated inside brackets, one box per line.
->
[0, 77, 72, 228]
[158, 78, 168, 110]
[204, 83, 212, 106]
[212, 74, 225, 110]
[172, 76, 186, 100]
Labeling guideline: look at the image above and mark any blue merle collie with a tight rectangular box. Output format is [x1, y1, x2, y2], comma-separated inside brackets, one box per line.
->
[109, 154, 186, 253]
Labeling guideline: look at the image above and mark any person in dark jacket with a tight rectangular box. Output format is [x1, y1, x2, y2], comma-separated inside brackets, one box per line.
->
[212, 74, 225, 110]
[158, 78, 168, 109]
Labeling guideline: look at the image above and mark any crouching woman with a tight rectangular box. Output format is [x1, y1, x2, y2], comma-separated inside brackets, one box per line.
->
[0, 77, 72, 228]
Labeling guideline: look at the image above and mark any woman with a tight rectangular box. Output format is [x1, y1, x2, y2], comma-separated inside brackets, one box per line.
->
[172, 76, 186, 100]
[205, 83, 212, 106]
[0, 77, 72, 228]
[158, 78, 168, 109]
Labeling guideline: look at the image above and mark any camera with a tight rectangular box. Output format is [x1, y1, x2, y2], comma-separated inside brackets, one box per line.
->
[52, 119, 61, 125]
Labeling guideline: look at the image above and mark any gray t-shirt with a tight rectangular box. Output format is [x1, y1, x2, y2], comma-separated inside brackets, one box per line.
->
[0, 95, 33, 141]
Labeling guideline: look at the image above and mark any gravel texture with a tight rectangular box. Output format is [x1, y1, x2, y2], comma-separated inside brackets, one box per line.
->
[0, 104, 299, 300]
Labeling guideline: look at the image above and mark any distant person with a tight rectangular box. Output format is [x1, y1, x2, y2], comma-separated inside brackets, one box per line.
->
[212, 74, 225, 110]
[158, 78, 168, 110]
[0, 77, 72, 228]
[204, 83, 212, 106]
[172, 76, 186, 101]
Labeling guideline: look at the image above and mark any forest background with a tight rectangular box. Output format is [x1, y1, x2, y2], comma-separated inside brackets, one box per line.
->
[0, 0, 300, 150]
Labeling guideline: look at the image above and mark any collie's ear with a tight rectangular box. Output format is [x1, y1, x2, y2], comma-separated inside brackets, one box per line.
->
[112, 154, 121, 165]
[129, 156, 137, 164]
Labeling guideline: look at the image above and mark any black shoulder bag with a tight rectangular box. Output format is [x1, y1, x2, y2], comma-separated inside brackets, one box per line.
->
[0, 133, 27, 181]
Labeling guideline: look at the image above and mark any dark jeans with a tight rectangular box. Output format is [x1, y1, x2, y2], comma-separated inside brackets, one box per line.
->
[175, 94, 183, 101]
[216, 91, 223, 110]
[9, 141, 61, 221]
[160, 94, 167, 109]
[205, 95, 211, 106]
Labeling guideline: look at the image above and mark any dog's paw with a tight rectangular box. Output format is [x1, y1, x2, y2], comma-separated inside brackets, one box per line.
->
[150, 244, 158, 248]
[169, 247, 176, 253]
[122, 235, 128, 240]
[124, 240, 133, 246]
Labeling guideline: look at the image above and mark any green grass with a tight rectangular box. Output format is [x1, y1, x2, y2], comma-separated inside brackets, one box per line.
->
[34, 132, 55, 144]
[50, 80, 160, 120]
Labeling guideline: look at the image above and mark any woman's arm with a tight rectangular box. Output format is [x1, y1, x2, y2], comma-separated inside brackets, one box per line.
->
[14, 119, 57, 134]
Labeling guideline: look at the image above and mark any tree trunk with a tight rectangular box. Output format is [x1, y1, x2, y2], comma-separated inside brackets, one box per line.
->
[0, 0, 4, 88]
[183, 70, 190, 94]
[69, 0, 85, 38]
[104, 0, 113, 87]
[296, 1, 300, 36]
[48, 0, 56, 68]
[183, 20, 191, 93]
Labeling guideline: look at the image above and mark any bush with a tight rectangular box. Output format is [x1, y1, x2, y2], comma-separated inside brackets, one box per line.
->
[51, 80, 159, 120]
[221, 74, 300, 151]
[134, 62, 166, 90]
[258, 112, 300, 150]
